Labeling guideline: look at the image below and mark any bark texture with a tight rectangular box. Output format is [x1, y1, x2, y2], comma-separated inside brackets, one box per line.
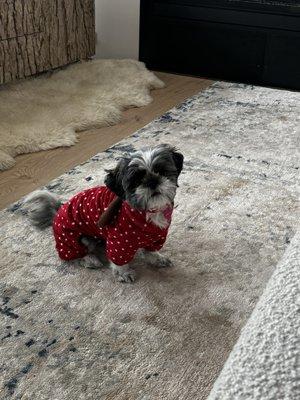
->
[0, 0, 95, 84]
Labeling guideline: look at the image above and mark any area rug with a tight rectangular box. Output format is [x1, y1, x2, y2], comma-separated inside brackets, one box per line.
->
[0, 59, 164, 171]
[0, 82, 299, 400]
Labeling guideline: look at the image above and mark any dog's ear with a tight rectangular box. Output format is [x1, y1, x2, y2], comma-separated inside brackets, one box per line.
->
[157, 144, 184, 176]
[104, 158, 129, 198]
[171, 150, 184, 176]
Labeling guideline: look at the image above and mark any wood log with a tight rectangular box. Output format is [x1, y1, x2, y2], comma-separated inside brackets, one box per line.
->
[0, 0, 95, 84]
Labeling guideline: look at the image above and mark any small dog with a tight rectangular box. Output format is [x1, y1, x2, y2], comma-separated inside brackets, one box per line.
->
[24, 144, 184, 283]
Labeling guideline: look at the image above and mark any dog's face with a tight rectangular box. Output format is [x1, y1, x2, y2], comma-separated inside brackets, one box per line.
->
[105, 144, 184, 210]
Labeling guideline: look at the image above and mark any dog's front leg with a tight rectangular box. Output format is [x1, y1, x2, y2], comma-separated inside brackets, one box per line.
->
[110, 263, 136, 283]
[141, 250, 173, 268]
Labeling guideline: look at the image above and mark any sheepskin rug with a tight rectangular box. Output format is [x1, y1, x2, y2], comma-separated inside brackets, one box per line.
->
[0, 59, 164, 171]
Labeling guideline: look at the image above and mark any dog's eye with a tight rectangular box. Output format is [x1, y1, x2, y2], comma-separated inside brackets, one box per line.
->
[130, 168, 146, 184]
[125, 168, 146, 191]
[134, 169, 146, 179]
[153, 166, 167, 176]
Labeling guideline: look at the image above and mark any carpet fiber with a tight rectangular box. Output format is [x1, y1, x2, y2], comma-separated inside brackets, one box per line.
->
[0, 59, 164, 171]
[0, 82, 299, 399]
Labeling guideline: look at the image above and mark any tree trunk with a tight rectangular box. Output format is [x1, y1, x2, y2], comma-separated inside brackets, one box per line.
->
[0, 0, 95, 84]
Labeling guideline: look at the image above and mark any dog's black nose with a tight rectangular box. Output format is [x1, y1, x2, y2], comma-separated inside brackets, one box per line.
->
[144, 175, 160, 190]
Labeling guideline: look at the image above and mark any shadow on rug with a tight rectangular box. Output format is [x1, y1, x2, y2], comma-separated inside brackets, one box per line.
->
[0, 82, 299, 399]
[0, 59, 164, 171]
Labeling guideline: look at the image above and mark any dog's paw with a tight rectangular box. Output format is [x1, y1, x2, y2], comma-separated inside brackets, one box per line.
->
[143, 251, 173, 268]
[154, 254, 173, 268]
[117, 269, 136, 283]
[111, 264, 136, 283]
[82, 255, 104, 269]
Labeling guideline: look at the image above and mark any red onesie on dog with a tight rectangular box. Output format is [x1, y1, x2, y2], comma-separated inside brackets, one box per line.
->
[52, 186, 173, 266]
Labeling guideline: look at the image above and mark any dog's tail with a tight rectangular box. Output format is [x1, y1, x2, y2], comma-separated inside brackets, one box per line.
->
[23, 190, 62, 229]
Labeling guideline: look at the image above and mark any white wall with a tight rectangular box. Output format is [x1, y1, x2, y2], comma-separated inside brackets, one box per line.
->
[95, 0, 140, 60]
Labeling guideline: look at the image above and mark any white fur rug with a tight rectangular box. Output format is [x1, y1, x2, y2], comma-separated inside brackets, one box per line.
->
[0, 59, 164, 171]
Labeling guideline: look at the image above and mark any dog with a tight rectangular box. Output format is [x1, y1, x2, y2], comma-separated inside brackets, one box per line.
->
[24, 144, 184, 283]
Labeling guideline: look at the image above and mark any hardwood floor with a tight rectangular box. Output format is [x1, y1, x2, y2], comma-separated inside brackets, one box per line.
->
[0, 72, 213, 209]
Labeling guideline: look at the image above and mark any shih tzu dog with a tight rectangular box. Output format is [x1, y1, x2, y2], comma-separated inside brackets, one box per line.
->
[24, 144, 184, 283]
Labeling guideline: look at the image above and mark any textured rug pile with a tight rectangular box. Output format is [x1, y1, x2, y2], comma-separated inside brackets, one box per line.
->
[0, 82, 299, 399]
[0, 59, 164, 171]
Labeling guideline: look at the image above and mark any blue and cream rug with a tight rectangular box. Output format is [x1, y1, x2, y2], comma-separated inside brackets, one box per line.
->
[0, 82, 299, 399]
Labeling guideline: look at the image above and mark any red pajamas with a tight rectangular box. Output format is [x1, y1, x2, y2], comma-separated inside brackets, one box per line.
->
[52, 186, 173, 266]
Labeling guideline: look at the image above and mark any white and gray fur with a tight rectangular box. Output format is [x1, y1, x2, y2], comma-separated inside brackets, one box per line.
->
[23, 191, 62, 229]
[105, 144, 183, 229]
[23, 144, 184, 282]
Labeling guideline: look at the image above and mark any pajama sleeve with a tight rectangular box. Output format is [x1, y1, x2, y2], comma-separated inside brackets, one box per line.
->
[143, 236, 166, 252]
[105, 229, 140, 266]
